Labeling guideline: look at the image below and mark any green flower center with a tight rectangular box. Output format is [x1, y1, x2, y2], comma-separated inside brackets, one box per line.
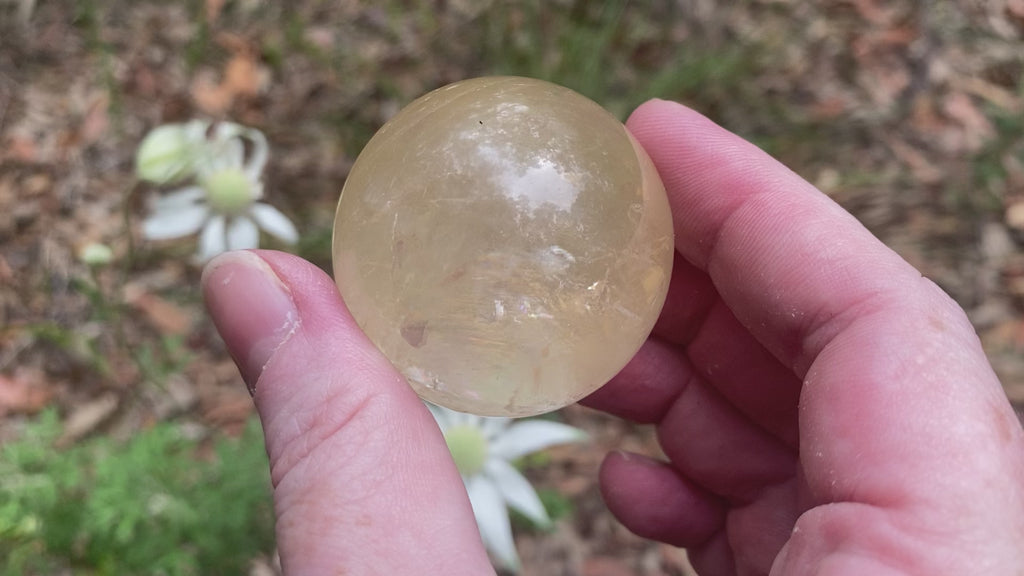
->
[204, 168, 253, 215]
[444, 425, 489, 477]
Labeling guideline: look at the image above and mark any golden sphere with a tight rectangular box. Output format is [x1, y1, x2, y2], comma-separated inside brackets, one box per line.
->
[333, 77, 674, 416]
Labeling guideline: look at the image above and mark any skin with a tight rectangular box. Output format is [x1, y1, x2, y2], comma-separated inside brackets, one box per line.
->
[202, 100, 1024, 575]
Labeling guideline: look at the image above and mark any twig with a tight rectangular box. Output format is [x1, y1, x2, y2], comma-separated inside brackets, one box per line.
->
[18, 0, 35, 25]
[0, 76, 11, 135]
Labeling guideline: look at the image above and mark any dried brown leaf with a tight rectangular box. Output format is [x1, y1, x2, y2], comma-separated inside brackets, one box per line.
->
[658, 544, 697, 575]
[582, 557, 633, 576]
[0, 253, 12, 283]
[4, 135, 38, 163]
[943, 92, 996, 151]
[206, 0, 227, 23]
[909, 95, 944, 135]
[0, 367, 54, 415]
[202, 392, 254, 426]
[77, 94, 110, 147]
[1002, 154, 1024, 191]
[1007, 201, 1024, 230]
[885, 137, 944, 184]
[959, 77, 1024, 114]
[849, 0, 896, 25]
[124, 289, 193, 336]
[1007, 382, 1024, 404]
[189, 48, 268, 115]
[190, 71, 232, 116]
[57, 393, 120, 447]
[223, 51, 265, 99]
[809, 96, 847, 120]
[858, 61, 910, 107]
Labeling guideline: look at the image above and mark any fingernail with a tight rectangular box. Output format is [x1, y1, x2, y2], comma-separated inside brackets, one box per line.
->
[202, 251, 300, 395]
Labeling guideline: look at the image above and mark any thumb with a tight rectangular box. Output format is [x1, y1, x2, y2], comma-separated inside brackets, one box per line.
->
[202, 250, 494, 575]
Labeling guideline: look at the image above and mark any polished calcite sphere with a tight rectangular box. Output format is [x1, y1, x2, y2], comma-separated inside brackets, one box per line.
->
[333, 77, 674, 417]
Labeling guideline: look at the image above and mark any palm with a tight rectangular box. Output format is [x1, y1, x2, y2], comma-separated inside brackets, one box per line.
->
[583, 100, 1024, 575]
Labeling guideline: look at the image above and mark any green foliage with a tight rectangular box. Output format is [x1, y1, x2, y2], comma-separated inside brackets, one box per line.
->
[966, 102, 1024, 214]
[29, 321, 112, 377]
[480, 0, 625, 99]
[52, 266, 195, 387]
[509, 488, 574, 532]
[511, 430, 574, 532]
[0, 411, 274, 576]
[71, 0, 122, 122]
[476, 0, 757, 119]
[184, 0, 212, 72]
[536, 488, 574, 524]
[294, 223, 335, 266]
[134, 334, 193, 387]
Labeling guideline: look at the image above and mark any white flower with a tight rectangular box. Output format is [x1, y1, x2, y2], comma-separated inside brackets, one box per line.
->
[139, 122, 298, 262]
[428, 404, 587, 572]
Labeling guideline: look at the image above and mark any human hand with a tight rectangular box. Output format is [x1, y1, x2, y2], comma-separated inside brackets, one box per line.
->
[583, 99, 1024, 574]
[201, 247, 496, 574]
[202, 100, 1024, 575]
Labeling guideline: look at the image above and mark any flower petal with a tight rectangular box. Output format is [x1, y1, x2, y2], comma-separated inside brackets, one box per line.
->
[142, 204, 209, 240]
[479, 416, 512, 441]
[465, 475, 520, 572]
[485, 458, 551, 528]
[212, 121, 244, 141]
[490, 420, 587, 461]
[249, 203, 298, 244]
[182, 119, 211, 141]
[197, 215, 227, 262]
[150, 186, 205, 212]
[136, 123, 195, 184]
[226, 216, 260, 250]
[242, 128, 269, 180]
[451, 410, 482, 429]
[199, 136, 245, 175]
[221, 138, 245, 170]
[426, 402, 455, 432]
[432, 405, 479, 429]
[211, 122, 269, 181]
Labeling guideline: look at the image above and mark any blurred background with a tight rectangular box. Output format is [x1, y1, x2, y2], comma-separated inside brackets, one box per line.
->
[1, 1, 1023, 574]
